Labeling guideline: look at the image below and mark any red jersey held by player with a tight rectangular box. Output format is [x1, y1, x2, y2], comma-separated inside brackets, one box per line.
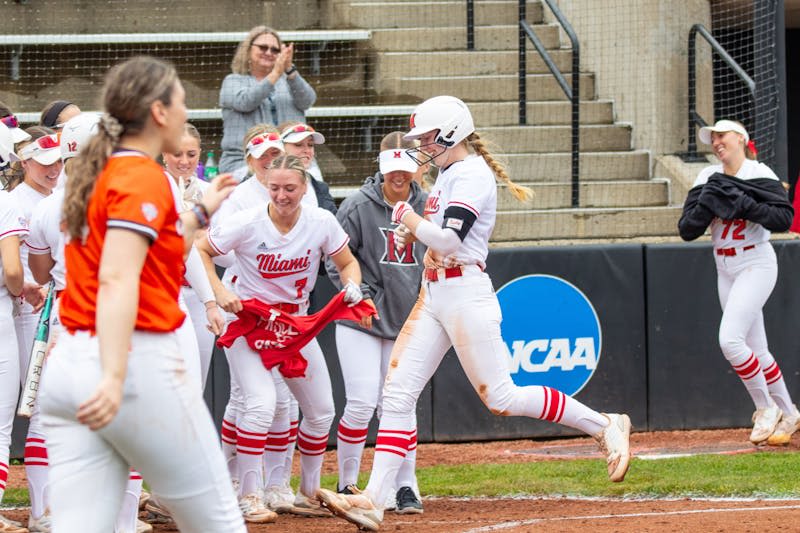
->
[60, 152, 186, 333]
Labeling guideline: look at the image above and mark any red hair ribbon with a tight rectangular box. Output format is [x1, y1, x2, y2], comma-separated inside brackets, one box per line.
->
[747, 139, 757, 156]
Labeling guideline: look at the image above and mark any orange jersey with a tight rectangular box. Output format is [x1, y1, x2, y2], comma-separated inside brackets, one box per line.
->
[60, 152, 186, 332]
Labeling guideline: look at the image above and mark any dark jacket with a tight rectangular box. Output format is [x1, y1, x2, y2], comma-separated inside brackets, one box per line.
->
[311, 178, 337, 215]
[678, 172, 793, 241]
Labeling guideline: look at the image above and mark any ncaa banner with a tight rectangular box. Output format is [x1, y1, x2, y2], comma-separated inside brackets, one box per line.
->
[496, 274, 601, 396]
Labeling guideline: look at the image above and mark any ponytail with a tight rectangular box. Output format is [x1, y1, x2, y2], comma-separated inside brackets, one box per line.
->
[63, 119, 118, 240]
[467, 133, 533, 202]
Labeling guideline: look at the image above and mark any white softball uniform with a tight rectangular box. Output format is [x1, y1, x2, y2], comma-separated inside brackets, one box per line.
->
[0, 192, 28, 503]
[208, 204, 346, 497]
[695, 159, 792, 413]
[362, 154, 610, 507]
[26, 188, 66, 290]
[9, 183, 48, 376]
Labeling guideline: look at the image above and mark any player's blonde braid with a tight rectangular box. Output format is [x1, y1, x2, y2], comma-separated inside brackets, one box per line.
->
[467, 133, 533, 202]
[269, 153, 309, 182]
[64, 56, 178, 241]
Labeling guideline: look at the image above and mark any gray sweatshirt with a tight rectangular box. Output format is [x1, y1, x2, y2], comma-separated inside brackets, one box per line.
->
[218, 72, 317, 172]
[326, 173, 428, 339]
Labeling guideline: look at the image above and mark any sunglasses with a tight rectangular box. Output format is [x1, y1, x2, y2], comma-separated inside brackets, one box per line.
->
[19, 133, 60, 160]
[251, 43, 281, 54]
[281, 124, 315, 138]
[249, 132, 281, 147]
[1, 115, 20, 129]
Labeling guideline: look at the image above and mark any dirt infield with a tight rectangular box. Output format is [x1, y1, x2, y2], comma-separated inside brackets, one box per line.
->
[3, 428, 799, 532]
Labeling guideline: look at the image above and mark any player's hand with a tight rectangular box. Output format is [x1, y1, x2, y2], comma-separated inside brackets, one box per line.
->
[201, 174, 238, 216]
[391, 201, 413, 225]
[216, 288, 242, 314]
[77, 375, 123, 430]
[205, 303, 225, 335]
[394, 223, 415, 252]
[342, 280, 363, 307]
[22, 282, 45, 312]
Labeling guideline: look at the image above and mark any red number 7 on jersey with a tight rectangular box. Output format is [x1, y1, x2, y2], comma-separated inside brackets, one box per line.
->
[721, 219, 746, 240]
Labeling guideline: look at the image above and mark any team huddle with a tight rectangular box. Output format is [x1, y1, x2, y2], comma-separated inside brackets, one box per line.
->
[0, 52, 793, 533]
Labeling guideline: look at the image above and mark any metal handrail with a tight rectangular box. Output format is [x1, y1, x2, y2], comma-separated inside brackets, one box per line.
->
[519, 0, 580, 207]
[684, 23, 756, 162]
[466, 0, 475, 50]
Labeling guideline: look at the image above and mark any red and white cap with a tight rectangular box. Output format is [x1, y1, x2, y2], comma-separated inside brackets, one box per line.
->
[0, 114, 31, 144]
[60, 113, 100, 160]
[0, 122, 21, 167]
[379, 148, 418, 174]
[18, 133, 61, 165]
[280, 123, 325, 145]
[246, 131, 285, 159]
[699, 119, 749, 145]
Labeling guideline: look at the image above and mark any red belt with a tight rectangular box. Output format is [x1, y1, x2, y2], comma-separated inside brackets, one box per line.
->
[424, 267, 464, 282]
[716, 245, 755, 257]
[273, 302, 300, 314]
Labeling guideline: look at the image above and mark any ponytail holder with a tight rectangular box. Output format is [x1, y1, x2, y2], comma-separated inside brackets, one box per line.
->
[747, 139, 757, 156]
[100, 114, 124, 141]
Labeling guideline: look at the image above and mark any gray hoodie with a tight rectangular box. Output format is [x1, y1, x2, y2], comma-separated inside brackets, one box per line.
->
[326, 172, 427, 339]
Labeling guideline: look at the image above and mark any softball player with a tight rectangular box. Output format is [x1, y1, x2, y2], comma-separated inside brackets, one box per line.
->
[197, 154, 368, 522]
[162, 123, 224, 390]
[37, 56, 244, 533]
[9, 126, 62, 533]
[0, 122, 29, 533]
[327, 132, 427, 513]
[678, 119, 798, 445]
[317, 96, 633, 531]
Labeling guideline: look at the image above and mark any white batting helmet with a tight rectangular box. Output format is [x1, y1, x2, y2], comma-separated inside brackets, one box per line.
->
[404, 95, 474, 147]
[0, 122, 20, 168]
[60, 112, 100, 160]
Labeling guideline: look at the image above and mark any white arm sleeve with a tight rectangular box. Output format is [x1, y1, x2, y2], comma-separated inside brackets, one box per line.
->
[415, 218, 461, 256]
[185, 245, 215, 304]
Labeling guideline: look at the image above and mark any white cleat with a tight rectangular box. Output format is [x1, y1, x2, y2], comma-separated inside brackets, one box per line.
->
[287, 491, 332, 518]
[26, 510, 50, 533]
[238, 492, 277, 523]
[0, 512, 28, 533]
[595, 413, 632, 482]
[316, 487, 383, 531]
[766, 405, 800, 446]
[750, 403, 781, 444]
[263, 484, 295, 513]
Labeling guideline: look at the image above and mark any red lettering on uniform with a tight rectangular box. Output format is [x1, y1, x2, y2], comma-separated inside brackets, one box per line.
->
[424, 194, 440, 216]
[721, 219, 747, 240]
[256, 251, 311, 278]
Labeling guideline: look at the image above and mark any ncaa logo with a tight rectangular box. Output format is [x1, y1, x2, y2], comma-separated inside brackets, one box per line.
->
[496, 274, 601, 396]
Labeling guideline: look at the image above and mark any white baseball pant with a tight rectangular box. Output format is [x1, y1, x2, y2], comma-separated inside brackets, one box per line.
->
[39, 330, 245, 533]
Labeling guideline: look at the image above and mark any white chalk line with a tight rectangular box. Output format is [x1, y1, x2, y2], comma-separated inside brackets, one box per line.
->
[459, 503, 800, 532]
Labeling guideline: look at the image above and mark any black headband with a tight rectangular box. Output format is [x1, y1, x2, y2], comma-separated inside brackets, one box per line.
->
[41, 100, 73, 128]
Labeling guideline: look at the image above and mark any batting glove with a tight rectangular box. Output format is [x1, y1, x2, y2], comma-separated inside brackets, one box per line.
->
[391, 201, 413, 225]
[394, 223, 411, 252]
[342, 280, 364, 307]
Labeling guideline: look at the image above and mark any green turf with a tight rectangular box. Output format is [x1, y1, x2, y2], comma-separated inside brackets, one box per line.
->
[5, 451, 799, 509]
[319, 451, 800, 499]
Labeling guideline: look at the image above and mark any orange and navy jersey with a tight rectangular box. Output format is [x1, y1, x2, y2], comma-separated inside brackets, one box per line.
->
[60, 151, 186, 332]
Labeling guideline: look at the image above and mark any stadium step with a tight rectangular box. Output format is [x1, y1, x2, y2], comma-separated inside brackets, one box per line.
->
[376, 49, 574, 78]
[371, 24, 560, 51]
[379, 73, 595, 101]
[492, 206, 683, 242]
[346, 0, 545, 28]
[497, 180, 670, 210]
[470, 100, 614, 127]
[482, 124, 631, 153]
[500, 151, 650, 182]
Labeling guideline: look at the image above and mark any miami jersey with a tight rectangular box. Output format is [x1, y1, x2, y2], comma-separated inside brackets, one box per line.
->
[207, 205, 348, 305]
[693, 159, 777, 248]
[424, 154, 496, 268]
[26, 188, 66, 290]
[0, 191, 29, 299]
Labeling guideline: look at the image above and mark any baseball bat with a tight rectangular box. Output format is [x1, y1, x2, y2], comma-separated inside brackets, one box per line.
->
[17, 281, 56, 418]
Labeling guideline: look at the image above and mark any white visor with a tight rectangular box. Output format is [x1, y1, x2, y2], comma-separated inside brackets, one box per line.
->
[246, 133, 285, 159]
[698, 119, 749, 145]
[379, 149, 418, 174]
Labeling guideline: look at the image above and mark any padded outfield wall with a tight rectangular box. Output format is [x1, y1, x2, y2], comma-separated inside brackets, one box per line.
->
[12, 240, 800, 455]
